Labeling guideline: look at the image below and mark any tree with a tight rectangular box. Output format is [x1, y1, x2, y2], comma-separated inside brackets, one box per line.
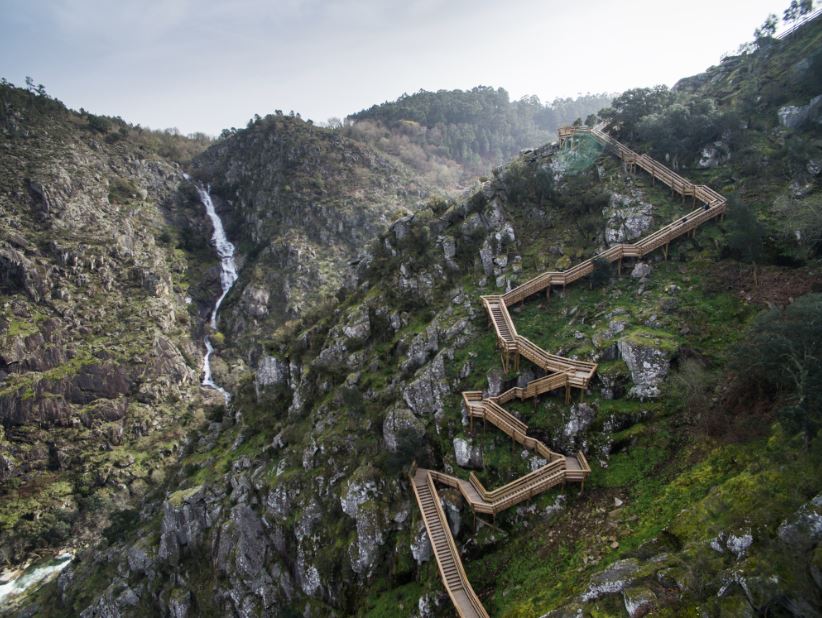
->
[783, 0, 813, 23]
[734, 294, 822, 444]
[754, 13, 779, 41]
[600, 86, 674, 141]
[635, 95, 735, 168]
[725, 198, 765, 285]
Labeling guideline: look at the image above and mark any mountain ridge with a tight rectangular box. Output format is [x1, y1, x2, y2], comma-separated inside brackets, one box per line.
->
[2, 10, 822, 617]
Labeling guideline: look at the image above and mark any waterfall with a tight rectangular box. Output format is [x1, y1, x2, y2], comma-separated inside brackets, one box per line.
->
[195, 184, 238, 402]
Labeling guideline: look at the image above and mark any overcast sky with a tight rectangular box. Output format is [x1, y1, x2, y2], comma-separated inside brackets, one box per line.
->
[0, 0, 798, 135]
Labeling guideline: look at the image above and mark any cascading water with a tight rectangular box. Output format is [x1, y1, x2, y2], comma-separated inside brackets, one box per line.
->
[0, 553, 73, 606]
[195, 184, 238, 402]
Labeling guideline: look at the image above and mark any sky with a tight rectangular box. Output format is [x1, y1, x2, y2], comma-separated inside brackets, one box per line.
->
[0, 0, 800, 135]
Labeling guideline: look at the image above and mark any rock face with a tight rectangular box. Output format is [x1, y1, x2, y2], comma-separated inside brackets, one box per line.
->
[581, 558, 640, 601]
[711, 530, 754, 559]
[0, 83, 208, 570]
[349, 502, 387, 577]
[159, 486, 222, 566]
[403, 353, 450, 416]
[453, 437, 483, 469]
[618, 337, 673, 399]
[698, 141, 730, 168]
[777, 94, 822, 129]
[214, 504, 283, 614]
[556, 403, 596, 452]
[604, 192, 653, 244]
[239, 285, 270, 319]
[383, 407, 426, 453]
[778, 494, 822, 550]
[255, 355, 289, 400]
[410, 524, 432, 564]
[340, 469, 391, 577]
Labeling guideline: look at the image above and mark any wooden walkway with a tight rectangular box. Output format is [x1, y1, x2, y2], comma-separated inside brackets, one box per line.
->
[409, 126, 726, 617]
[411, 468, 489, 618]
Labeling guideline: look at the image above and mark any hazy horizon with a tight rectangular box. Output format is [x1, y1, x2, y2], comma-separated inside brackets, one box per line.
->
[0, 0, 799, 135]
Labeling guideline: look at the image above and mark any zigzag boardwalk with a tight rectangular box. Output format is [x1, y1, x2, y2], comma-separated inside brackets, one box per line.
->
[410, 126, 726, 617]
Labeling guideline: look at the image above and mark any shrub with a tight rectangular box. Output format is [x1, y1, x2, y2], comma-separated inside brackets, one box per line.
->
[87, 114, 111, 134]
[102, 509, 140, 544]
[733, 293, 822, 442]
[108, 177, 139, 204]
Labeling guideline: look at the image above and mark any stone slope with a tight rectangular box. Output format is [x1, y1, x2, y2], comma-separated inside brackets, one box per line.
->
[0, 85, 215, 575]
[189, 114, 428, 383]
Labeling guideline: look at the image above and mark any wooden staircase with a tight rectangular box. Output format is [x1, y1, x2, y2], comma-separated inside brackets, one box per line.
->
[411, 468, 489, 618]
[410, 126, 726, 617]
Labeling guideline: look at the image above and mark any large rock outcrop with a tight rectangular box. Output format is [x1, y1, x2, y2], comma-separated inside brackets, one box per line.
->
[618, 335, 674, 399]
[604, 192, 653, 244]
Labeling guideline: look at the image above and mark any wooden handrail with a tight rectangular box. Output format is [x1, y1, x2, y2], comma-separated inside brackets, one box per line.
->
[483, 400, 527, 433]
[425, 472, 489, 617]
[491, 372, 569, 403]
[470, 459, 565, 502]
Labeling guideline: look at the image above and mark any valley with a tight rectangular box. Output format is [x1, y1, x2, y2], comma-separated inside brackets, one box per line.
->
[1, 5, 821, 617]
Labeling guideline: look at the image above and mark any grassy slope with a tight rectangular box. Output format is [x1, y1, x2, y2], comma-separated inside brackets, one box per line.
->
[21, 19, 822, 618]
[364, 24, 822, 614]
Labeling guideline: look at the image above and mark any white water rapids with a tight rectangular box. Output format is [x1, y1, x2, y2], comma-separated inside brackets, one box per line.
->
[196, 185, 238, 402]
[0, 553, 73, 606]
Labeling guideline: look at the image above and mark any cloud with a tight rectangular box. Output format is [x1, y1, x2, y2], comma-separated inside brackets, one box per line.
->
[0, 0, 791, 135]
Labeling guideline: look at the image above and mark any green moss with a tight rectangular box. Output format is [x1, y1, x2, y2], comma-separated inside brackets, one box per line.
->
[590, 445, 667, 489]
[620, 326, 680, 354]
[6, 318, 39, 337]
[597, 359, 630, 376]
[167, 485, 203, 507]
[358, 580, 424, 617]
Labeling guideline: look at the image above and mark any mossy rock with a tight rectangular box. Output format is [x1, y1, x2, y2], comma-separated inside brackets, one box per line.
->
[167, 484, 203, 507]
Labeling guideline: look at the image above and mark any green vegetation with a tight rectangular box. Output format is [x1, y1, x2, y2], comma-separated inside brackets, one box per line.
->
[0, 78, 213, 163]
[7, 5, 822, 616]
[734, 293, 822, 439]
[347, 87, 613, 185]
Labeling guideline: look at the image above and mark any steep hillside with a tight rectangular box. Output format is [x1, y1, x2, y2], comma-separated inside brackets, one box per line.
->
[346, 87, 612, 188]
[0, 84, 216, 577]
[12, 12, 822, 618]
[188, 114, 428, 392]
[0, 86, 433, 606]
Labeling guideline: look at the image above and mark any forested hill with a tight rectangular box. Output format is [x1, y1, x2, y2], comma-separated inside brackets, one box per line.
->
[345, 86, 612, 187]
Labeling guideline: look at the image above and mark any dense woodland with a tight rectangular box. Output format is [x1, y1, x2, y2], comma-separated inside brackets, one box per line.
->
[346, 87, 613, 186]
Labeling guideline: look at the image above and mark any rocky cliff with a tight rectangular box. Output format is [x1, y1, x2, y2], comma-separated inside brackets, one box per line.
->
[0, 84, 219, 574]
[8, 14, 822, 618]
[186, 114, 428, 393]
